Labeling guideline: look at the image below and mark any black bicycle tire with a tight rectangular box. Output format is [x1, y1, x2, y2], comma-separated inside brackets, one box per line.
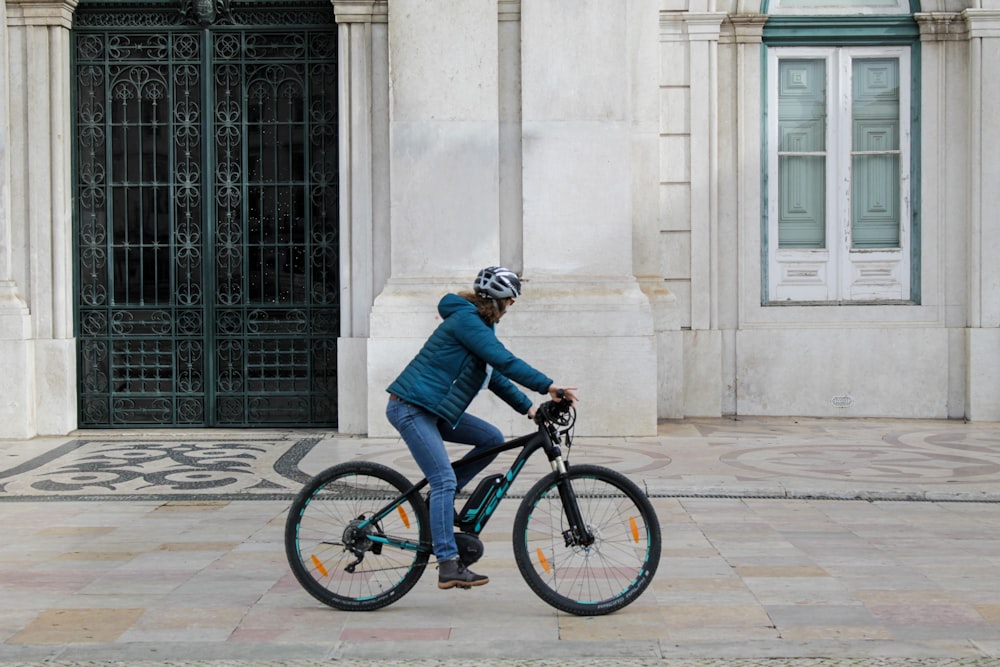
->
[284, 461, 431, 611]
[512, 464, 661, 616]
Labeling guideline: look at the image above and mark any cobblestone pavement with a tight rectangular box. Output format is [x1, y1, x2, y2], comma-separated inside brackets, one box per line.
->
[1, 418, 1000, 666]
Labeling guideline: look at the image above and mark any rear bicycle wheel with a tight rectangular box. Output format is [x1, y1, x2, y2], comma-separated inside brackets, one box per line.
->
[284, 461, 430, 611]
[513, 464, 661, 616]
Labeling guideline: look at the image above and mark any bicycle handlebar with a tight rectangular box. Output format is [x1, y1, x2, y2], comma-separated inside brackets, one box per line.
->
[533, 395, 575, 428]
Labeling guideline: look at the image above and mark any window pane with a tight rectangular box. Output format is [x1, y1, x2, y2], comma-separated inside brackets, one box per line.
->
[779, 155, 826, 248]
[851, 58, 900, 248]
[852, 154, 900, 247]
[778, 59, 826, 248]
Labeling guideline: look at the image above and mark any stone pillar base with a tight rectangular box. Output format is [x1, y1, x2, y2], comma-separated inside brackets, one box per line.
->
[0, 282, 36, 437]
[968, 327, 1000, 421]
[34, 338, 76, 435]
[337, 337, 369, 434]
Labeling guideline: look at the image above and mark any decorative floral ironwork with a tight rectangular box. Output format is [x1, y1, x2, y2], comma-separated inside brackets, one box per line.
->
[73, 0, 339, 427]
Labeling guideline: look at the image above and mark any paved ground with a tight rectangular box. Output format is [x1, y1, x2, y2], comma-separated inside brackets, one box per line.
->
[2, 416, 1000, 666]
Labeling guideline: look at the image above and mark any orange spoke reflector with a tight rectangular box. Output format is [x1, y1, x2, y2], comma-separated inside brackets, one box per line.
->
[397, 505, 411, 528]
[536, 548, 551, 574]
[629, 517, 640, 543]
[311, 554, 329, 578]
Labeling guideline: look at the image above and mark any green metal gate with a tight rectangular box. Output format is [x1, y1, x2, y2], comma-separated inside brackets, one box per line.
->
[72, 0, 339, 427]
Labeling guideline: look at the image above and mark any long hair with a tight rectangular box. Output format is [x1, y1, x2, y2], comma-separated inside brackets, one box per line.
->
[459, 290, 507, 326]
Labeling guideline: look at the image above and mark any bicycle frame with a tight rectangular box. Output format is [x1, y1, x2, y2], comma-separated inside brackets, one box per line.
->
[357, 410, 591, 554]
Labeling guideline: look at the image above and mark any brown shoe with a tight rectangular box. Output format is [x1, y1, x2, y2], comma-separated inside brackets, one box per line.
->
[437, 558, 489, 589]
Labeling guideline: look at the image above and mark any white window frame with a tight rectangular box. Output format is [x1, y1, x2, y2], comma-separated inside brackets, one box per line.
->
[766, 45, 911, 303]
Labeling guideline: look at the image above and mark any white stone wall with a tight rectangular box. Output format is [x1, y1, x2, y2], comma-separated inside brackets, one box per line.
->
[1, 0, 76, 437]
[0, 0, 998, 438]
[363, 0, 659, 437]
[651, 0, 1000, 422]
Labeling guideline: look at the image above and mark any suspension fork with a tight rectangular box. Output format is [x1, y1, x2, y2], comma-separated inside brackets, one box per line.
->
[538, 421, 594, 548]
[555, 473, 595, 548]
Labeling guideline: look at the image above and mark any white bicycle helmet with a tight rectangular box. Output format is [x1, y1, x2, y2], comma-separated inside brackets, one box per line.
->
[474, 266, 521, 300]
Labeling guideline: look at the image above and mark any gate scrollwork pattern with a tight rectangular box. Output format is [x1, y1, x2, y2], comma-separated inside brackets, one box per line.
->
[73, 0, 339, 427]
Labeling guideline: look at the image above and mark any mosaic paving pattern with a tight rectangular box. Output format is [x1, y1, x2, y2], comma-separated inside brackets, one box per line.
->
[0, 436, 320, 498]
[2, 419, 999, 500]
[678, 420, 1000, 487]
[721, 432, 1000, 483]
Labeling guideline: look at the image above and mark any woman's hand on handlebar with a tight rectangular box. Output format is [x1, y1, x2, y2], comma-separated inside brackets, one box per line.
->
[547, 385, 579, 404]
[527, 386, 578, 421]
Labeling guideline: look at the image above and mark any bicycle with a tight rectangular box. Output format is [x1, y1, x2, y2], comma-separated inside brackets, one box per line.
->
[284, 395, 661, 616]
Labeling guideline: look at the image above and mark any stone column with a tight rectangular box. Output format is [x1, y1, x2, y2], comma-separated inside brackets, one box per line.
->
[727, 13, 766, 418]
[0, 0, 12, 289]
[333, 0, 389, 433]
[684, 13, 725, 332]
[0, 0, 37, 438]
[518, 1, 656, 435]
[658, 7, 726, 418]
[964, 8, 1000, 420]
[498, 0, 521, 271]
[684, 12, 726, 418]
[365, 0, 503, 435]
[915, 11, 970, 418]
[4, 0, 77, 436]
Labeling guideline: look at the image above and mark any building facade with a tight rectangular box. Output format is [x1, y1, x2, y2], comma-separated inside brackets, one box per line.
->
[0, 0, 997, 439]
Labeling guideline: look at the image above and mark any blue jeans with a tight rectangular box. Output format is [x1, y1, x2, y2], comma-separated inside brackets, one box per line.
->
[386, 397, 504, 561]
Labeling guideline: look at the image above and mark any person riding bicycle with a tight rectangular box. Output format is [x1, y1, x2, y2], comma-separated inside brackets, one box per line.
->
[386, 266, 578, 590]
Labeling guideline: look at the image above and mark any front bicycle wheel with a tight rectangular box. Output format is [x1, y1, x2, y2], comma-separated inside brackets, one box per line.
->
[285, 461, 431, 611]
[513, 464, 661, 616]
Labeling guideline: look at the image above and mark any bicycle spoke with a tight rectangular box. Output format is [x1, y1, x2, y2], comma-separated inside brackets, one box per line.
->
[285, 462, 430, 611]
[514, 465, 661, 615]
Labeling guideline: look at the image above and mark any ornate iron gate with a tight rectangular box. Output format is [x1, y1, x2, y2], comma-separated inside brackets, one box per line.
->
[73, 0, 339, 427]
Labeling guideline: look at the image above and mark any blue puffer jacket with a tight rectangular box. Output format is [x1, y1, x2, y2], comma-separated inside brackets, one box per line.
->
[387, 294, 553, 428]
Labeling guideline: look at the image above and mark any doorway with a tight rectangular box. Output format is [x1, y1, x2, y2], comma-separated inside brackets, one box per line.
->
[72, 0, 340, 426]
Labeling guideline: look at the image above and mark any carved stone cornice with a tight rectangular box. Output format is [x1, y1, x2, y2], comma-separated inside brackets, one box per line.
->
[964, 8, 1000, 38]
[685, 12, 727, 41]
[727, 13, 768, 44]
[914, 11, 967, 41]
[333, 0, 386, 24]
[5, 0, 78, 29]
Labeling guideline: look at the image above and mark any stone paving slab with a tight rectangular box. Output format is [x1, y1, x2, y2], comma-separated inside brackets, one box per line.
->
[4, 655, 1000, 666]
[5, 659, 1000, 667]
[2, 417, 1000, 664]
[3, 497, 1000, 662]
